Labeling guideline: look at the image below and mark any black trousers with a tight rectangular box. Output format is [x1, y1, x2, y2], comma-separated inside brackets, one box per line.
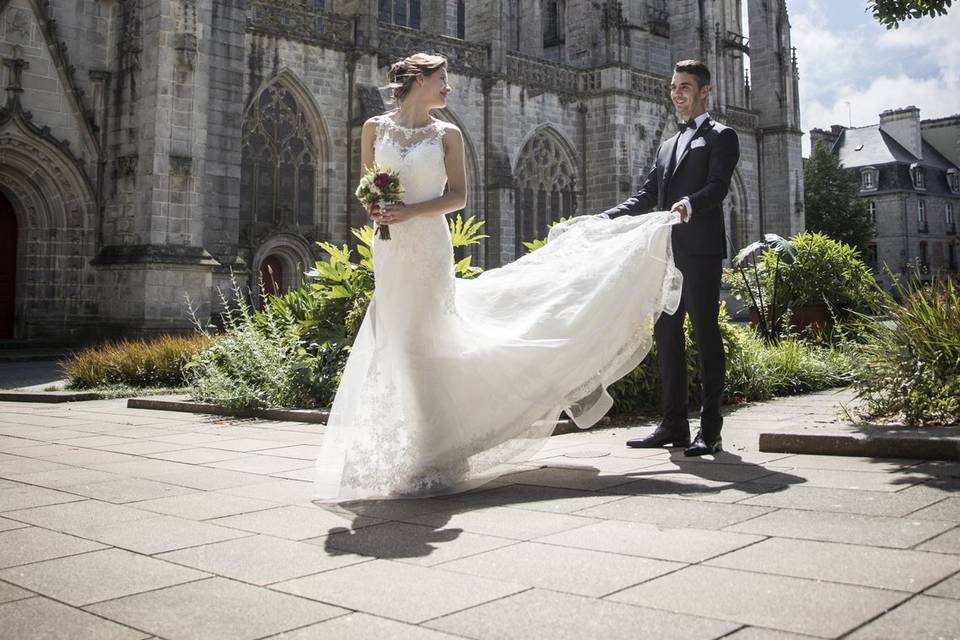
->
[654, 251, 725, 436]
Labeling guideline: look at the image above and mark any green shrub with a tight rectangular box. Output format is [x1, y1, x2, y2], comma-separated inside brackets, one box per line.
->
[189, 217, 488, 409]
[852, 277, 960, 425]
[63, 334, 211, 389]
[724, 231, 876, 336]
[186, 282, 321, 409]
[607, 304, 854, 414]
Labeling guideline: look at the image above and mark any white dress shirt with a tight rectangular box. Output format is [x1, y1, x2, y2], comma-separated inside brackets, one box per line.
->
[675, 111, 710, 219]
[596, 112, 709, 221]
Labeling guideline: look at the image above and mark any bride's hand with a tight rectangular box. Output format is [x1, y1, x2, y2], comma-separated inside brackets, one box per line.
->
[378, 203, 415, 225]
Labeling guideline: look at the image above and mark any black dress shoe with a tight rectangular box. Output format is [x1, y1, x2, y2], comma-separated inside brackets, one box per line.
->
[627, 426, 691, 449]
[683, 431, 722, 457]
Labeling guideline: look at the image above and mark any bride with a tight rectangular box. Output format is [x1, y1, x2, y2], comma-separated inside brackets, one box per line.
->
[314, 53, 682, 500]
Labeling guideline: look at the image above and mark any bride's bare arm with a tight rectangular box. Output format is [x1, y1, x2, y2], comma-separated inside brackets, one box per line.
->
[379, 126, 467, 224]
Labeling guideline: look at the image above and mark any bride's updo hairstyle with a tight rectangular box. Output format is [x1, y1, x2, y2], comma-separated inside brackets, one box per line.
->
[386, 53, 447, 103]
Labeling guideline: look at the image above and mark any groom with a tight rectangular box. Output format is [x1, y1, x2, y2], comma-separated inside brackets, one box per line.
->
[600, 59, 740, 457]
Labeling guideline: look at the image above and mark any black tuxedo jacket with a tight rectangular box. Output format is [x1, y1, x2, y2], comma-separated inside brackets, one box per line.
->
[602, 117, 740, 258]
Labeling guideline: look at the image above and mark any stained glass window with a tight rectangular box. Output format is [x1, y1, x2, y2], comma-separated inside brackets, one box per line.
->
[514, 130, 578, 254]
[240, 82, 318, 229]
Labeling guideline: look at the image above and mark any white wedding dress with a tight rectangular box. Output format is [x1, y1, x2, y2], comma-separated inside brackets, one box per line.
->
[314, 114, 682, 500]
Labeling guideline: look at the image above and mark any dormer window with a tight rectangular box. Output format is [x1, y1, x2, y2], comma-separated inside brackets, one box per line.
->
[948, 168, 960, 194]
[910, 163, 926, 191]
[860, 166, 878, 191]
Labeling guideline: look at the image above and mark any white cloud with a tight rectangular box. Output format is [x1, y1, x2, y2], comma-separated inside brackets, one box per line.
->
[788, 2, 960, 155]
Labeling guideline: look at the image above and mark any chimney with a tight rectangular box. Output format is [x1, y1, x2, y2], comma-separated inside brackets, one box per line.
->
[879, 106, 923, 160]
[809, 127, 841, 152]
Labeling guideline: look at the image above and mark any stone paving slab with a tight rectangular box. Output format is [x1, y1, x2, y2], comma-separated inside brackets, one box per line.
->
[268, 612, 463, 639]
[4, 499, 158, 533]
[436, 541, 684, 597]
[845, 595, 960, 639]
[0, 548, 208, 606]
[574, 494, 774, 530]
[608, 565, 909, 638]
[738, 484, 947, 518]
[273, 559, 527, 624]
[399, 503, 600, 540]
[132, 492, 278, 521]
[212, 504, 383, 541]
[908, 497, 960, 521]
[1, 389, 959, 639]
[323, 520, 517, 567]
[0, 581, 32, 604]
[0, 526, 106, 568]
[535, 519, 764, 563]
[86, 577, 345, 640]
[0, 516, 27, 532]
[0, 484, 85, 511]
[68, 514, 252, 555]
[0, 597, 151, 640]
[706, 537, 960, 592]
[425, 588, 739, 640]
[916, 526, 960, 554]
[61, 477, 196, 504]
[725, 508, 956, 549]
[157, 534, 370, 585]
[926, 573, 960, 599]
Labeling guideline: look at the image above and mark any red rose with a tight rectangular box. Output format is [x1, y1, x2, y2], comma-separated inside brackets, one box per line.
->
[373, 172, 391, 189]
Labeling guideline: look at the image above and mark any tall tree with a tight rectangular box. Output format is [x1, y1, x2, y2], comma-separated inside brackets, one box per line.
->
[868, 0, 952, 29]
[804, 142, 875, 251]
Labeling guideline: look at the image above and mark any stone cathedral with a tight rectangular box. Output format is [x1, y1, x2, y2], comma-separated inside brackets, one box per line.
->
[0, 0, 803, 340]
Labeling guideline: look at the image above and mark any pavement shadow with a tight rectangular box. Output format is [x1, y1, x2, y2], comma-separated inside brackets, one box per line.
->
[597, 449, 807, 498]
[320, 501, 461, 560]
[312, 450, 806, 561]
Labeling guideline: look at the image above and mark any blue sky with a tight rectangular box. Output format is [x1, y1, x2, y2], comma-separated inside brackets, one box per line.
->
[774, 0, 960, 155]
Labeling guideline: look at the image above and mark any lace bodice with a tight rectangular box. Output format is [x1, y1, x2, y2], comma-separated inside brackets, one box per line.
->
[373, 114, 448, 206]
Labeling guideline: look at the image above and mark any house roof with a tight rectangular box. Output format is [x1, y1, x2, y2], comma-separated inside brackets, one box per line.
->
[836, 125, 958, 171]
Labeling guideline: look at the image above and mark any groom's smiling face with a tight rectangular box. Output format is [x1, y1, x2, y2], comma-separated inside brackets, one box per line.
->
[671, 72, 710, 120]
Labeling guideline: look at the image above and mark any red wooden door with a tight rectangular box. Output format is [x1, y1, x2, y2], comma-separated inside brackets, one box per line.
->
[0, 194, 16, 338]
[259, 255, 284, 300]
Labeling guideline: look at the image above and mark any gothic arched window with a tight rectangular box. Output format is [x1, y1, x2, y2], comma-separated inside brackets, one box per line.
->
[379, 0, 421, 29]
[240, 81, 319, 229]
[514, 129, 578, 254]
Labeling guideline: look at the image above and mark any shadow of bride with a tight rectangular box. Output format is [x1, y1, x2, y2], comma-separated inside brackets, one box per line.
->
[311, 452, 806, 561]
[320, 499, 462, 560]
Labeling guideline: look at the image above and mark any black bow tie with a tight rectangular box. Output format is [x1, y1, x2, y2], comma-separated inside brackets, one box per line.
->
[678, 118, 698, 133]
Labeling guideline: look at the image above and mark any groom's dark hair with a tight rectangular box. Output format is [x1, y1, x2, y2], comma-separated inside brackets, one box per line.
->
[674, 60, 711, 88]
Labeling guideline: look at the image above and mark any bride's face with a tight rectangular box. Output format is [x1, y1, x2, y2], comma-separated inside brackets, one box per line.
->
[415, 68, 450, 109]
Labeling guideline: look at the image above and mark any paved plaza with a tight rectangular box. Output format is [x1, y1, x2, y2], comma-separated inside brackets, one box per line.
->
[0, 390, 958, 639]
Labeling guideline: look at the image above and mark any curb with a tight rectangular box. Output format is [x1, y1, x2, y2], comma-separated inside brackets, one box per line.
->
[127, 396, 604, 435]
[127, 397, 330, 424]
[759, 431, 960, 461]
[0, 391, 104, 403]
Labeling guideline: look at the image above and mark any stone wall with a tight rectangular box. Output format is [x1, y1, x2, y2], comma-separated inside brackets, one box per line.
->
[0, 0, 801, 338]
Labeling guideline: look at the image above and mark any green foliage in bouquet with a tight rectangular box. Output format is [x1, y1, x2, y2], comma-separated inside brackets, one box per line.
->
[851, 277, 960, 426]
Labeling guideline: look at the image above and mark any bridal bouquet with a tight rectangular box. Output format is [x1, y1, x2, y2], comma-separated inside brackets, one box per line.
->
[355, 164, 404, 240]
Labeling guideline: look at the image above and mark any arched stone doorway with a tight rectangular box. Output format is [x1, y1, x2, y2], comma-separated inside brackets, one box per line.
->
[0, 192, 16, 338]
[251, 233, 313, 308]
